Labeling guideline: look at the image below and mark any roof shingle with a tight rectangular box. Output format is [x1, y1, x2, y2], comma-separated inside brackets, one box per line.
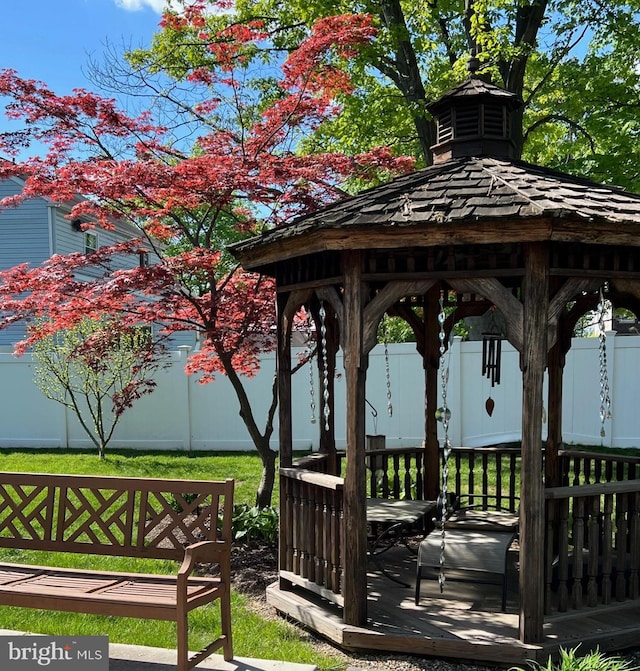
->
[230, 156, 640, 256]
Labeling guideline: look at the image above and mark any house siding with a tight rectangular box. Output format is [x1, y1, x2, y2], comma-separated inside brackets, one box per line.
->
[0, 179, 195, 349]
[0, 179, 52, 347]
[0, 178, 52, 269]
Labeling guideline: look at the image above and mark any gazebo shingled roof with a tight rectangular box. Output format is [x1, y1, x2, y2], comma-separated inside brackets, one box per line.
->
[232, 157, 640, 266]
[229, 71, 640, 658]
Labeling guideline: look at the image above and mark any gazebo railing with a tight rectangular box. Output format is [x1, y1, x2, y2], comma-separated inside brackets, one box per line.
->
[361, 447, 426, 500]
[544, 480, 640, 614]
[279, 463, 344, 606]
[279, 447, 640, 619]
[558, 449, 640, 486]
[447, 446, 521, 513]
[334, 446, 426, 499]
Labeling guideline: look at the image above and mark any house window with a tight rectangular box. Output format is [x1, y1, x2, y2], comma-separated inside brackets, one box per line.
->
[85, 232, 97, 254]
[138, 250, 149, 267]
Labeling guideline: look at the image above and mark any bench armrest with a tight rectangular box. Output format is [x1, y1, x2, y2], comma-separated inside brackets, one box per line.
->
[180, 540, 231, 571]
[177, 540, 232, 608]
[178, 540, 231, 579]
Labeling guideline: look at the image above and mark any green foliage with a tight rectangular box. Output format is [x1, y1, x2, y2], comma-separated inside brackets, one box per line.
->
[0, 448, 269, 507]
[168, 492, 200, 512]
[230, 503, 279, 545]
[376, 310, 469, 344]
[152, 0, 640, 190]
[512, 646, 638, 671]
[32, 317, 165, 459]
[378, 315, 416, 343]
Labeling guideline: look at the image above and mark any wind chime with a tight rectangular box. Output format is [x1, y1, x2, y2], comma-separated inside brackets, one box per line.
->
[481, 308, 503, 417]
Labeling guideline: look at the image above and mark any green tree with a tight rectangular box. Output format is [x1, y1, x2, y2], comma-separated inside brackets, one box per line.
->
[32, 317, 165, 459]
[0, 10, 410, 505]
[136, 0, 640, 189]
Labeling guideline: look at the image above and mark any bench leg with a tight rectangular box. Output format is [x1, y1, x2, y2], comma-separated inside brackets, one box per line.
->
[177, 603, 189, 671]
[176, 592, 233, 671]
[221, 587, 233, 661]
[502, 567, 508, 612]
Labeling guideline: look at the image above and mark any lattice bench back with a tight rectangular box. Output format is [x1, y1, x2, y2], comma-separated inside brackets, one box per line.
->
[0, 472, 234, 561]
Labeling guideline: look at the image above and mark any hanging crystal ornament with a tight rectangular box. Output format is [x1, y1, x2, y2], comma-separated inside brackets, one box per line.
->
[307, 310, 316, 424]
[437, 289, 452, 593]
[598, 287, 612, 442]
[383, 317, 393, 417]
[319, 302, 331, 431]
[309, 360, 317, 424]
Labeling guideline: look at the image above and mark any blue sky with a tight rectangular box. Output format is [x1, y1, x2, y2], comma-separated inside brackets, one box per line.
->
[0, 0, 167, 135]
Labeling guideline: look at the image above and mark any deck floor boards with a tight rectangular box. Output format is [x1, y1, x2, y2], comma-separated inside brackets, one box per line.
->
[267, 543, 640, 665]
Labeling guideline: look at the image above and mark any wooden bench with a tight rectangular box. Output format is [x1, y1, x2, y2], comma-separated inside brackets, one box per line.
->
[0, 472, 234, 671]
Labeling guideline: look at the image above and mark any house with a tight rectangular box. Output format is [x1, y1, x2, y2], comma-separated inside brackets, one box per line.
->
[0, 174, 196, 349]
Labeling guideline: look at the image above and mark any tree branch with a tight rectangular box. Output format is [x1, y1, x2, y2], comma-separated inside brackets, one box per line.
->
[523, 113, 596, 153]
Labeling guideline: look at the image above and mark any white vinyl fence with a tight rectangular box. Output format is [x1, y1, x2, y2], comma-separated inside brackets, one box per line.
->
[0, 334, 638, 452]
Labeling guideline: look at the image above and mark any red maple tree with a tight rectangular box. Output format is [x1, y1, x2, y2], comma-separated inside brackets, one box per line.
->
[0, 4, 413, 506]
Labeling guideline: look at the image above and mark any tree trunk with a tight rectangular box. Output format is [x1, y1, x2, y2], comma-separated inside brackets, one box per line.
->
[379, 0, 435, 164]
[255, 442, 278, 509]
[221, 353, 279, 508]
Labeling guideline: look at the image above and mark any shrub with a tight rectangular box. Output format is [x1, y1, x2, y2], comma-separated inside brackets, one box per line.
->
[229, 504, 279, 546]
[512, 647, 638, 671]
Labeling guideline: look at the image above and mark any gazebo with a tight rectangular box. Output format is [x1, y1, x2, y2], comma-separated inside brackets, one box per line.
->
[230, 69, 640, 663]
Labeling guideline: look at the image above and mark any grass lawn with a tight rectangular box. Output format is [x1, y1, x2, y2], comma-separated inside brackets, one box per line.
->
[0, 448, 346, 670]
[0, 448, 272, 506]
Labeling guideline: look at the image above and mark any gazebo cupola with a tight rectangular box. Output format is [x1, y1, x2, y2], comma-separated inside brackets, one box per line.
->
[428, 59, 521, 163]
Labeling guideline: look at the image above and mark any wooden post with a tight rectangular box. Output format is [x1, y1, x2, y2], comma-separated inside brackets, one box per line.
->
[277, 292, 293, 468]
[342, 251, 368, 626]
[277, 292, 293, 592]
[546, 341, 565, 489]
[519, 243, 548, 644]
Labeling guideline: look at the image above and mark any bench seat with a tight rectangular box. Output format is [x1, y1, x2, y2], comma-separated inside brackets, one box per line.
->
[0, 561, 224, 615]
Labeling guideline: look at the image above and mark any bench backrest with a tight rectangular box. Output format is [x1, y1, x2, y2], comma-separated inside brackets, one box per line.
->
[0, 472, 234, 561]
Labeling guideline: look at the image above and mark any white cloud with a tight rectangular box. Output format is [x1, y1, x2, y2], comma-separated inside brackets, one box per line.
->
[115, 0, 227, 16]
[115, 0, 176, 13]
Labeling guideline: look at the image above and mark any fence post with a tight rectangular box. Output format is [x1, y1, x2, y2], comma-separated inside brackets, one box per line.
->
[177, 346, 192, 452]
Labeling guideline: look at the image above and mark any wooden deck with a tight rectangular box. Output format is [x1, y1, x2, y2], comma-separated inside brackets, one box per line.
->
[267, 543, 640, 665]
